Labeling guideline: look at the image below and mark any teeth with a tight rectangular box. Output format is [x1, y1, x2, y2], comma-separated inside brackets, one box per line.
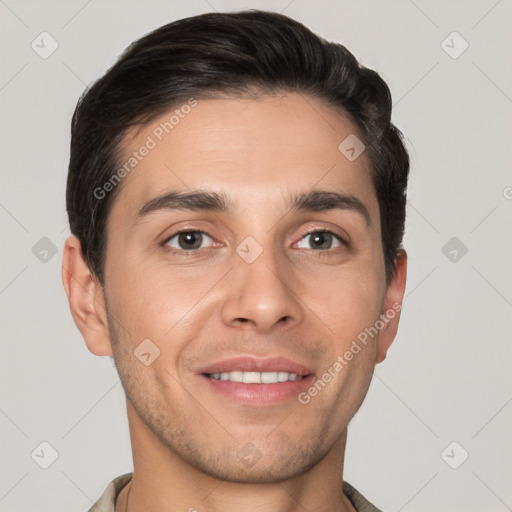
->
[278, 371, 290, 382]
[261, 372, 278, 384]
[208, 371, 302, 383]
[229, 371, 243, 382]
[243, 372, 261, 384]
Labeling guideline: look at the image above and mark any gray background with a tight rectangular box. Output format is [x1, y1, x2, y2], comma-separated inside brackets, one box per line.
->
[1, 0, 511, 511]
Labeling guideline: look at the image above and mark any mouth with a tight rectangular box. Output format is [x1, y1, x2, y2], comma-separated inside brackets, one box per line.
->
[204, 371, 308, 383]
[197, 356, 316, 406]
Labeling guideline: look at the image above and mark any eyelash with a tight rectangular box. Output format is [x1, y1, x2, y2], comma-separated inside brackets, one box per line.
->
[161, 229, 213, 256]
[161, 228, 348, 255]
[301, 228, 347, 245]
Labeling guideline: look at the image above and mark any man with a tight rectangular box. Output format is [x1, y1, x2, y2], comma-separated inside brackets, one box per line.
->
[62, 10, 409, 512]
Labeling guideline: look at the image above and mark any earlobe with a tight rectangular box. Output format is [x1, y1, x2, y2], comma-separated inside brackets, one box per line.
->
[375, 249, 407, 364]
[61, 235, 113, 356]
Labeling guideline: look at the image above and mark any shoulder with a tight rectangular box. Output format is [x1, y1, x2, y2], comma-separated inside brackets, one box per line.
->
[343, 481, 383, 512]
[87, 472, 133, 512]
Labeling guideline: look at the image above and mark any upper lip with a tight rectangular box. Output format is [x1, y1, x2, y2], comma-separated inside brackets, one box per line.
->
[197, 356, 315, 376]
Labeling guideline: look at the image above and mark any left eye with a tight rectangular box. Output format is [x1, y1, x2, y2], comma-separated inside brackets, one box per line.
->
[296, 231, 344, 250]
[164, 231, 214, 251]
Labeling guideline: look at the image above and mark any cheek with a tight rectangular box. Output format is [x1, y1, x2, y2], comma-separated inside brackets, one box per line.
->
[107, 253, 223, 346]
[302, 265, 384, 341]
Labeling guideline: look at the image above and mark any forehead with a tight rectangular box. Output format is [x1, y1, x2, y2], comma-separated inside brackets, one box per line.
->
[109, 93, 378, 224]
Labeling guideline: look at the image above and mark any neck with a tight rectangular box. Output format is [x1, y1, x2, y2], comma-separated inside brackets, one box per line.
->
[116, 398, 356, 512]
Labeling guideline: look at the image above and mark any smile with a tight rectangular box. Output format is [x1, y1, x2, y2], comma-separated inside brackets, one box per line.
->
[205, 371, 306, 383]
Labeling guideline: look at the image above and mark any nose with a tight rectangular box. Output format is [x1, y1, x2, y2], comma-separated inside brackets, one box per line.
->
[220, 247, 304, 334]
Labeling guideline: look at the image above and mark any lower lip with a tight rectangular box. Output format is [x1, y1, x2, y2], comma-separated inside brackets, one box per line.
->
[199, 374, 316, 406]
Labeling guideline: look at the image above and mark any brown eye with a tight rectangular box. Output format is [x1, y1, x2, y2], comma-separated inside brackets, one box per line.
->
[165, 231, 213, 251]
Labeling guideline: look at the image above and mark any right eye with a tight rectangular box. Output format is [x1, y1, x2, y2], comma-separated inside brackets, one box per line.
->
[163, 230, 215, 252]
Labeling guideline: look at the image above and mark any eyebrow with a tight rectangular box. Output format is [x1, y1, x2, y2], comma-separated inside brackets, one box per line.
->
[132, 189, 371, 227]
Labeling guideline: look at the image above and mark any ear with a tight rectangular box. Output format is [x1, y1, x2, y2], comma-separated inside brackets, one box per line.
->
[61, 235, 113, 356]
[375, 249, 407, 364]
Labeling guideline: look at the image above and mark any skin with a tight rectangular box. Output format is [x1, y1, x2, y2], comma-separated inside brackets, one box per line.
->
[62, 92, 407, 512]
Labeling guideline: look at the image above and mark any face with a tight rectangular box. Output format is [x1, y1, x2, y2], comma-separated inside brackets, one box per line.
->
[75, 93, 406, 483]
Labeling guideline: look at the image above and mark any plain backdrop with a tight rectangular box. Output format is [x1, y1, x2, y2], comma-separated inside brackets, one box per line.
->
[1, 1, 511, 511]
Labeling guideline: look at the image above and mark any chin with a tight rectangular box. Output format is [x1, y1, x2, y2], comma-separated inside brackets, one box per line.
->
[184, 441, 324, 484]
